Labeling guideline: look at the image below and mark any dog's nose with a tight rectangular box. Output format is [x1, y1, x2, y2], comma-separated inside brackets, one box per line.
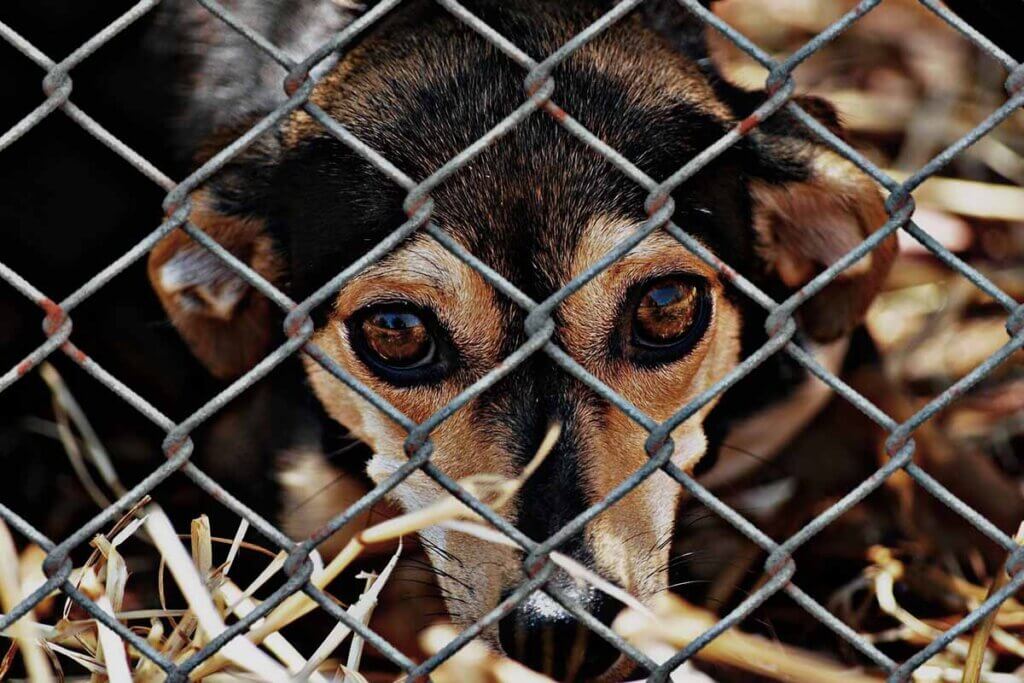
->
[498, 588, 622, 681]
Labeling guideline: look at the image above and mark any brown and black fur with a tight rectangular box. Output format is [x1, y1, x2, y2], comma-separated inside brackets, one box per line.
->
[149, 1, 898, 680]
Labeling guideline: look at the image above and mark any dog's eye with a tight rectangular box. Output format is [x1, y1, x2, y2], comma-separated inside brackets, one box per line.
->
[634, 278, 699, 345]
[360, 308, 435, 368]
[629, 276, 710, 363]
[349, 304, 453, 385]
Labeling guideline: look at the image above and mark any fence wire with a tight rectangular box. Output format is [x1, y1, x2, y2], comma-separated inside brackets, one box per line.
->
[2, 0, 1024, 681]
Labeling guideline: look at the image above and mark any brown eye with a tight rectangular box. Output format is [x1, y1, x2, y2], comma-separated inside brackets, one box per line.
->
[360, 309, 435, 368]
[632, 277, 708, 353]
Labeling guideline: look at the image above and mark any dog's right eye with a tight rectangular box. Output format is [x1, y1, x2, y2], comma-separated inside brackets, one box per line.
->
[349, 304, 452, 385]
[362, 310, 434, 367]
[624, 275, 711, 367]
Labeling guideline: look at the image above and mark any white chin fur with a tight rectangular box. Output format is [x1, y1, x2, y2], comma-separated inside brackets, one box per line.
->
[366, 452, 443, 511]
[366, 451, 451, 556]
[670, 429, 708, 471]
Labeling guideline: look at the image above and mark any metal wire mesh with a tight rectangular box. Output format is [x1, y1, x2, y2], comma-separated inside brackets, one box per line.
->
[2, 0, 1024, 680]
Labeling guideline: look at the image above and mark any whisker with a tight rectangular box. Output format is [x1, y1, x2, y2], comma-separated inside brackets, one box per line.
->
[401, 559, 477, 595]
[644, 549, 711, 581]
[717, 441, 789, 480]
[422, 611, 461, 620]
[657, 579, 712, 593]
[395, 591, 470, 606]
[401, 557, 442, 572]
[419, 535, 461, 566]
[392, 572, 471, 603]
[284, 477, 353, 516]
[651, 529, 676, 554]
[324, 438, 370, 459]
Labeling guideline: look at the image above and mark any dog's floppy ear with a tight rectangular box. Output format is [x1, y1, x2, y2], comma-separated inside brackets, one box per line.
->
[746, 95, 897, 342]
[638, 1, 895, 341]
[148, 133, 285, 380]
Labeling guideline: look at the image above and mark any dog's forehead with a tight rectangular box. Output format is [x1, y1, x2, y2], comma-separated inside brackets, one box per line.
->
[280, 3, 749, 297]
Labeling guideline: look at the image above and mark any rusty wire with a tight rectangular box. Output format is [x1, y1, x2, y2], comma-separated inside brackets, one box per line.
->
[2, 0, 1024, 681]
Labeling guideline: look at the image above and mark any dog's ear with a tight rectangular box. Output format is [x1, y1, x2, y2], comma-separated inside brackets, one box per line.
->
[148, 132, 285, 380]
[637, 2, 895, 341]
[746, 95, 897, 342]
[149, 194, 285, 379]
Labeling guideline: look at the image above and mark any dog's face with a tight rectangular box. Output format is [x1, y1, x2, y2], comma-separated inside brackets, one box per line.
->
[149, 2, 894, 679]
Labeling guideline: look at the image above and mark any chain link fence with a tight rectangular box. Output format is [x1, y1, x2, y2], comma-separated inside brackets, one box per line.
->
[2, 0, 1024, 680]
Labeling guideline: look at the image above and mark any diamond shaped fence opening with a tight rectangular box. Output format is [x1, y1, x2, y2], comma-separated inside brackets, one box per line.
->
[2, 0, 1024, 681]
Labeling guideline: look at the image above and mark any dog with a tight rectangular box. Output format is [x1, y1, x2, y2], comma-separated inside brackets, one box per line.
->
[147, 1, 897, 679]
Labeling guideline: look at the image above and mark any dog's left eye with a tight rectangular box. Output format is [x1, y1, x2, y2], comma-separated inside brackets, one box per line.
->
[628, 276, 710, 364]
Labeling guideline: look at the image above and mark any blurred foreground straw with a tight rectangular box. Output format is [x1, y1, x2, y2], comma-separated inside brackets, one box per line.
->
[614, 593, 882, 683]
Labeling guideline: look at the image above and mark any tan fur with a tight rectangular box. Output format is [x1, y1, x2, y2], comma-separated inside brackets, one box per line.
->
[148, 191, 284, 379]
[302, 232, 521, 631]
[561, 216, 743, 602]
[751, 150, 897, 341]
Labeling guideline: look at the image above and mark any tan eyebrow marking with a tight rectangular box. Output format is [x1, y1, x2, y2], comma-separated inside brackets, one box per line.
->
[332, 234, 462, 315]
[330, 232, 505, 372]
[573, 215, 716, 279]
[559, 215, 721, 369]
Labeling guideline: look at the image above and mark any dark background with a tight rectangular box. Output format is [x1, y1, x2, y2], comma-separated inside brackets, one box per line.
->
[0, 0, 301, 541]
